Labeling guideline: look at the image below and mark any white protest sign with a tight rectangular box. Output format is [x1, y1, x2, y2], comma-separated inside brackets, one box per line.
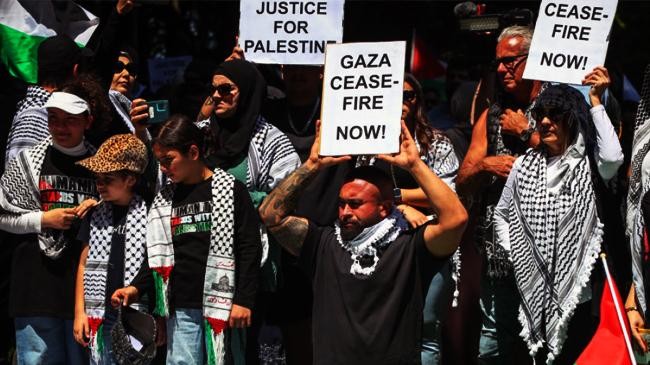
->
[320, 41, 406, 156]
[523, 0, 618, 84]
[239, 0, 345, 65]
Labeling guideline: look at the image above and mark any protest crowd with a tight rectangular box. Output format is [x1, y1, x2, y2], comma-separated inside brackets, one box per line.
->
[1, 0, 650, 364]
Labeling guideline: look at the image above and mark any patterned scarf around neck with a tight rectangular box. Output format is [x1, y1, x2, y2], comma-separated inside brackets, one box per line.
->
[506, 133, 603, 363]
[84, 196, 148, 361]
[627, 65, 650, 314]
[334, 209, 408, 278]
[108, 89, 135, 133]
[0, 137, 96, 258]
[147, 169, 235, 365]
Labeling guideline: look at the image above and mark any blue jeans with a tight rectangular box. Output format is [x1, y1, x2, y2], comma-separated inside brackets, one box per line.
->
[477, 274, 525, 365]
[421, 260, 453, 365]
[167, 309, 205, 365]
[167, 308, 246, 365]
[15, 317, 87, 365]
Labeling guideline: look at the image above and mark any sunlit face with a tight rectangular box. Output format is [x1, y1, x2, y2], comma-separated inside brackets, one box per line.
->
[110, 55, 136, 96]
[47, 108, 92, 148]
[94, 172, 136, 204]
[211, 75, 240, 118]
[153, 143, 200, 184]
[535, 109, 571, 156]
[337, 179, 390, 240]
[402, 80, 417, 121]
[495, 36, 529, 93]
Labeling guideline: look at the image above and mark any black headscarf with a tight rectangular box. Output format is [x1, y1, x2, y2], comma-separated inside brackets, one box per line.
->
[209, 59, 267, 169]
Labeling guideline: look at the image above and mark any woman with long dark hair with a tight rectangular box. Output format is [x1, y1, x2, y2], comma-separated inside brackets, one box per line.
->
[494, 69, 624, 364]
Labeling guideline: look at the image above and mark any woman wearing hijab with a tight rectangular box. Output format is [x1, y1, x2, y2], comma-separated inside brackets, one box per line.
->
[493, 67, 623, 364]
[197, 59, 300, 363]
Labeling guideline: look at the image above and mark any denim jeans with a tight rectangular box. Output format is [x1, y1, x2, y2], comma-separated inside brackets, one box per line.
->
[477, 274, 526, 365]
[167, 308, 205, 365]
[421, 260, 453, 365]
[15, 317, 87, 365]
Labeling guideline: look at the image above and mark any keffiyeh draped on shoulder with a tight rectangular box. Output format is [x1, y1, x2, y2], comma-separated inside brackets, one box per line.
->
[627, 64, 650, 313]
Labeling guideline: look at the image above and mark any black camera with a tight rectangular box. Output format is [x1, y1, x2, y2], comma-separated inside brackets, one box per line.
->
[455, 2, 534, 33]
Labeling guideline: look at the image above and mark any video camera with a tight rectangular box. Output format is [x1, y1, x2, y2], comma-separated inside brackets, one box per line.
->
[454, 2, 534, 33]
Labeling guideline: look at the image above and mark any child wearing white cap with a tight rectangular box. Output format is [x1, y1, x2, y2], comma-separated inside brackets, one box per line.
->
[0, 87, 99, 364]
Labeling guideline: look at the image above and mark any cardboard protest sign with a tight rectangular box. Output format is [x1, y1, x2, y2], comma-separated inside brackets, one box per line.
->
[239, 0, 345, 65]
[523, 0, 618, 84]
[320, 41, 406, 156]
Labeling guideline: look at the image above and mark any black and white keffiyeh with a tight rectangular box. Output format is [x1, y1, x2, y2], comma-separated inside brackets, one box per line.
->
[108, 89, 135, 133]
[0, 137, 96, 258]
[147, 169, 235, 365]
[627, 65, 650, 314]
[334, 209, 408, 278]
[507, 134, 603, 363]
[84, 196, 148, 360]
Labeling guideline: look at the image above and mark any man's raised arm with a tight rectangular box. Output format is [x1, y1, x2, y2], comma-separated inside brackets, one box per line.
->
[378, 122, 468, 258]
[259, 121, 350, 256]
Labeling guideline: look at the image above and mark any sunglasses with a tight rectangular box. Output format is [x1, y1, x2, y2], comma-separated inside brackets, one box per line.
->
[212, 83, 235, 97]
[403, 90, 416, 102]
[531, 107, 570, 123]
[113, 61, 138, 76]
[492, 53, 528, 71]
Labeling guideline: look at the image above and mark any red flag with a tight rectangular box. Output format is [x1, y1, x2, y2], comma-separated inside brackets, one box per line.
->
[575, 257, 634, 365]
[409, 29, 446, 80]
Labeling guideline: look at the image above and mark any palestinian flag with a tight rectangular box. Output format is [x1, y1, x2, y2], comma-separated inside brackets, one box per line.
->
[0, 0, 99, 83]
[575, 255, 635, 365]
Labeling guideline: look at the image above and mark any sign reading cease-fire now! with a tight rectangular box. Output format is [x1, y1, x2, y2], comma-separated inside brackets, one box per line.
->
[320, 41, 406, 156]
[523, 0, 618, 84]
[239, 0, 345, 65]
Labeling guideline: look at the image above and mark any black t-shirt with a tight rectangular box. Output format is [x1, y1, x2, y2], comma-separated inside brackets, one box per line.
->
[10, 146, 97, 318]
[78, 204, 129, 326]
[169, 178, 261, 310]
[300, 222, 444, 365]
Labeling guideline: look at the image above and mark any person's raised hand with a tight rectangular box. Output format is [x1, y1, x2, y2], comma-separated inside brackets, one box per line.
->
[306, 120, 351, 170]
[582, 66, 610, 107]
[225, 36, 245, 62]
[116, 0, 135, 15]
[480, 155, 516, 179]
[110, 286, 139, 308]
[628, 309, 648, 353]
[229, 304, 252, 328]
[376, 121, 421, 170]
[42, 208, 77, 230]
[130, 98, 150, 129]
[499, 109, 529, 137]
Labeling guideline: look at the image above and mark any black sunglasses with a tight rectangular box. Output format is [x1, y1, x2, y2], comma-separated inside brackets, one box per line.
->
[492, 53, 528, 70]
[531, 107, 569, 123]
[212, 83, 235, 97]
[403, 90, 416, 102]
[113, 61, 137, 76]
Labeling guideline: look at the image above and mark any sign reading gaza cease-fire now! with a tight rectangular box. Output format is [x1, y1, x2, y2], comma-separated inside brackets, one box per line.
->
[239, 0, 344, 65]
[523, 0, 618, 84]
[320, 41, 406, 156]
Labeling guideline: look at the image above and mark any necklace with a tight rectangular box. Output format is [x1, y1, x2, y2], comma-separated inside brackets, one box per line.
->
[287, 97, 320, 136]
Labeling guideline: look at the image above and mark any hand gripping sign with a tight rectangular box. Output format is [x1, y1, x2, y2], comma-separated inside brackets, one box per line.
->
[523, 0, 618, 84]
[239, 0, 345, 65]
[319, 41, 406, 156]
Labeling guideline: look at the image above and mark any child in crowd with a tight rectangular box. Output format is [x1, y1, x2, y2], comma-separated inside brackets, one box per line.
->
[112, 116, 261, 365]
[73, 134, 151, 364]
[0, 88, 101, 364]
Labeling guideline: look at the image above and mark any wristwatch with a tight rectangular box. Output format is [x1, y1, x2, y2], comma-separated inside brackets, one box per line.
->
[520, 126, 535, 142]
[393, 188, 402, 205]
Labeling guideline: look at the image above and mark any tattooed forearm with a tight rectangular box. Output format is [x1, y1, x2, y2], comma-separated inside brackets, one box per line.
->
[259, 163, 318, 226]
[268, 216, 309, 256]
